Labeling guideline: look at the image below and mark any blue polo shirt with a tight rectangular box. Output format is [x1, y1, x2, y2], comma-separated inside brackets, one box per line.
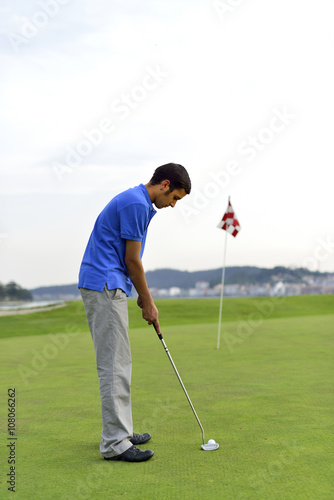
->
[78, 184, 156, 296]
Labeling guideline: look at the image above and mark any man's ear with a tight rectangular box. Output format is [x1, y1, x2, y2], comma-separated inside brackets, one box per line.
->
[160, 179, 170, 190]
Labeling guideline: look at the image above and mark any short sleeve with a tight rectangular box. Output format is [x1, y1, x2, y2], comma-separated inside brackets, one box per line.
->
[119, 203, 148, 241]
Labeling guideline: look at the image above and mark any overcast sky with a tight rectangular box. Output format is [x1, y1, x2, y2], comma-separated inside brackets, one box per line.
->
[1, 0, 334, 289]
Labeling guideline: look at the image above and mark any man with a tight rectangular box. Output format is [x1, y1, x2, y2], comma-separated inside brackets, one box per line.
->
[79, 163, 191, 462]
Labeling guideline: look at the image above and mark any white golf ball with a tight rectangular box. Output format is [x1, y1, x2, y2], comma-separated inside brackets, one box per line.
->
[208, 439, 216, 445]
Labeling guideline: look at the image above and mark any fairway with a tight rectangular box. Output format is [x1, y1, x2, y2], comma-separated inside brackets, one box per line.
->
[0, 296, 333, 499]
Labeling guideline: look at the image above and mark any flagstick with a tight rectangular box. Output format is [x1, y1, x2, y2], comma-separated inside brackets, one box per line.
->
[217, 197, 230, 350]
[217, 230, 228, 349]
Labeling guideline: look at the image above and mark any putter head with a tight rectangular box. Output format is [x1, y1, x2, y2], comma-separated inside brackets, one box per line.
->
[201, 441, 219, 451]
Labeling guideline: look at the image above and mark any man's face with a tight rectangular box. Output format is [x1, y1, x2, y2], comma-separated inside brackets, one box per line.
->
[154, 181, 187, 209]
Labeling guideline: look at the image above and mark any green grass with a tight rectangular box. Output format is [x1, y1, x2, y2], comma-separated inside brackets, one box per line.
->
[0, 296, 333, 499]
[1, 294, 334, 339]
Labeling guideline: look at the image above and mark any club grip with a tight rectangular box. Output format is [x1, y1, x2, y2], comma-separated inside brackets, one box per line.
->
[153, 323, 163, 340]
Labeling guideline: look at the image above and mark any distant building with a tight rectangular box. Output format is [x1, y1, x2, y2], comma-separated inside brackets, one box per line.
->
[195, 281, 209, 290]
[271, 281, 286, 296]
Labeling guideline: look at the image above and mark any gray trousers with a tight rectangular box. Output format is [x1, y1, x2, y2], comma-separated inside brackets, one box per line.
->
[80, 286, 133, 458]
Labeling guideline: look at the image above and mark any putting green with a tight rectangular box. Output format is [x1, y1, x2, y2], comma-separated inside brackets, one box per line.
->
[0, 297, 333, 499]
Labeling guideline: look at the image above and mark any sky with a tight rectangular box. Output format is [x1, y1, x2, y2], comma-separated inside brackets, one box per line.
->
[1, 0, 334, 289]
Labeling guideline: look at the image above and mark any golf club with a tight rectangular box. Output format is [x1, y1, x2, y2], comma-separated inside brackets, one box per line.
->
[153, 323, 219, 451]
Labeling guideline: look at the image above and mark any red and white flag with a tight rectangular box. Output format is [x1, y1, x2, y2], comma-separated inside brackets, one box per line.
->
[217, 200, 241, 237]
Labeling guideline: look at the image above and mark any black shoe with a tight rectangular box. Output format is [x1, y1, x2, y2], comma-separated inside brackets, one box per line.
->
[104, 445, 154, 462]
[130, 433, 151, 445]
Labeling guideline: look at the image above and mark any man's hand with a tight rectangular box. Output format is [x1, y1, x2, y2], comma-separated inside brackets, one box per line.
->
[142, 300, 159, 326]
[137, 295, 160, 333]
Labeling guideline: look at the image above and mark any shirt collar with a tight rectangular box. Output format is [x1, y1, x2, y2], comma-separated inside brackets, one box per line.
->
[139, 183, 156, 212]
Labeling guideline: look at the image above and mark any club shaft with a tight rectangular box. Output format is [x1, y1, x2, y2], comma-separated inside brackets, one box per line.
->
[156, 329, 205, 445]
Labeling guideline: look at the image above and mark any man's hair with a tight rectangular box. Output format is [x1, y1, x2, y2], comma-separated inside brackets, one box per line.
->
[149, 163, 191, 194]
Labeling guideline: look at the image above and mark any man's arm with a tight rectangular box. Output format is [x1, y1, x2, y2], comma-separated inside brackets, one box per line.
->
[125, 239, 160, 333]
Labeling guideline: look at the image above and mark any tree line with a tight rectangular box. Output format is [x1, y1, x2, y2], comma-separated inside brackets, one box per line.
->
[0, 281, 33, 302]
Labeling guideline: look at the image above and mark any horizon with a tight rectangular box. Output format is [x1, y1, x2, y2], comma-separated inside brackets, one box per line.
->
[20, 264, 334, 290]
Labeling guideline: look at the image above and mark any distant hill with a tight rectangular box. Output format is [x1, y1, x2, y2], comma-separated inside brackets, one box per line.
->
[29, 266, 331, 299]
[145, 266, 326, 289]
[30, 283, 80, 299]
